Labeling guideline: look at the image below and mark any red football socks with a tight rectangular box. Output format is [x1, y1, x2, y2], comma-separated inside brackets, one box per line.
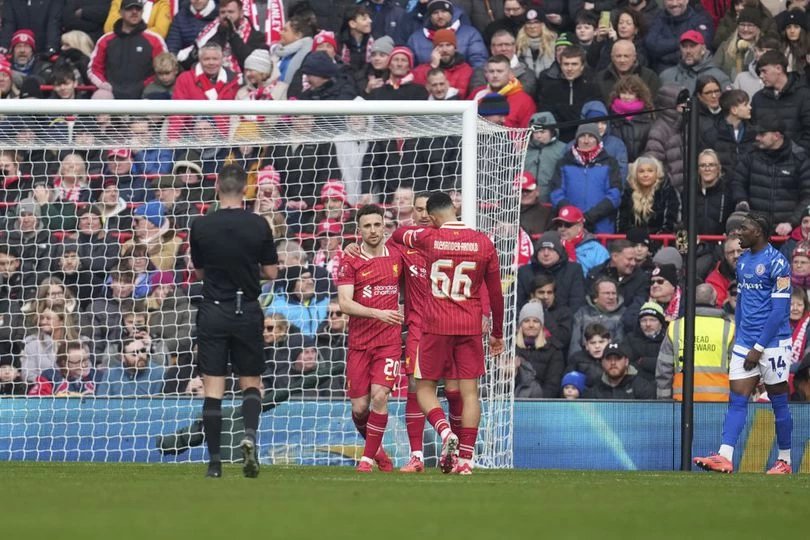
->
[458, 427, 478, 460]
[352, 412, 368, 439]
[405, 392, 425, 453]
[426, 407, 452, 439]
[445, 390, 463, 434]
[362, 411, 388, 459]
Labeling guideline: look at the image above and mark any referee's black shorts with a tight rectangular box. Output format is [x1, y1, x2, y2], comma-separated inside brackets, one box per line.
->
[196, 299, 265, 377]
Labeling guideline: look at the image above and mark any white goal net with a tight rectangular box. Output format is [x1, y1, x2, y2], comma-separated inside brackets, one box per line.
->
[0, 100, 526, 469]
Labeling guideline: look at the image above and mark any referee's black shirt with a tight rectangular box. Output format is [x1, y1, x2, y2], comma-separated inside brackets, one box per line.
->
[190, 209, 278, 302]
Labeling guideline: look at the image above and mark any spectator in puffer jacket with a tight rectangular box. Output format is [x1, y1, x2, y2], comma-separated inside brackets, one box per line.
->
[523, 111, 566, 204]
[411, 27, 474, 98]
[623, 301, 667, 382]
[751, 49, 810, 152]
[659, 30, 732, 93]
[298, 51, 359, 101]
[550, 123, 622, 234]
[729, 115, 810, 235]
[513, 300, 565, 398]
[699, 88, 756, 174]
[644, 0, 714, 73]
[645, 84, 686, 190]
[0, 0, 64, 53]
[569, 277, 627, 357]
[516, 230, 586, 314]
[166, 0, 218, 54]
[569, 100, 629, 182]
[63, 0, 112, 43]
[406, 0, 488, 68]
[554, 204, 610, 277]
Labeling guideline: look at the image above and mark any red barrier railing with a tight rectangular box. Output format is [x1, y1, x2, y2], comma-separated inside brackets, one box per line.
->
[530, 233, 790, 246]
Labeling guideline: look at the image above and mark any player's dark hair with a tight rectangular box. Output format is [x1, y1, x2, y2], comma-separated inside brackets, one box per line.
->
[426, 192, 454, 214]
[609, 239, 634, 254]
[746, 212, 771, 237]
[414, 191, 431, 203]
[584, 322, 611, 341]
[532, 273, 555, 291]
[356, 204, 385, 222]
[591, 276, 618, 299]
[217, 164, 248, 196]
[0, 243, 18, 258]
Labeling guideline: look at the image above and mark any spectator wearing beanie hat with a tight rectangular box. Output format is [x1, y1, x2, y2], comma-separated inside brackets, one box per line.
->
[367, 45, 429, 100]
[405, 0, 489, 68]
[561, 371, 586, 399]
[624, 301, 667, 382]
[478, 92, 510, 125]
[358, 35, 394, 96]
[515, 300, 565, 398]
[524, 111, 567, 204]
[0, 60, 20, 98]
[298, 50, 358, 100]
[550, 122, 622, 234]
[8, 30, 48, 85]
[622, 263, 683, 333]
[714, 6, 764, 80]
[411, 27, 473, 98]
[237, 48, 289, 102]
[469, 54, 537, 128]
[516, 230, 586, 313]
[715, 0, 779, 51]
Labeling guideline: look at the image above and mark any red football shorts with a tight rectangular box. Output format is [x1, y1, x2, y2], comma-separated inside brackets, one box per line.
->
[346, 343, 403, 399]
[403, 326, 422, 376]
[414, 332, 485, 381]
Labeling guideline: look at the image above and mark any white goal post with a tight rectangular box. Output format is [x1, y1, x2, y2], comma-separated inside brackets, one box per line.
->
[0, 99, 526, 469]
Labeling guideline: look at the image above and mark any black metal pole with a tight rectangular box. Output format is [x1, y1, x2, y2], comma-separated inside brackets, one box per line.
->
[680, 96, 699, 470]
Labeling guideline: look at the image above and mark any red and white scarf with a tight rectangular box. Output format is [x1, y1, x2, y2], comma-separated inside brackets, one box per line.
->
[190, 0, 216, 19]
[194, 63, 229, 100]
[387, 72, 414, 88]
[661, 287, 682, 321]
[423, 19, 461, 40]
[571, 143, 603, 165]
[792, 313, 810, 364]
[264, 0, 286, 46]
[53, 176, 85, 203]
[562, 229, 584, 262]
[192, 17, 253, 73]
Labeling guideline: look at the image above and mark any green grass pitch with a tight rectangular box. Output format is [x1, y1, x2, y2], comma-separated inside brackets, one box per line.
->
[2, 463, 807, 539]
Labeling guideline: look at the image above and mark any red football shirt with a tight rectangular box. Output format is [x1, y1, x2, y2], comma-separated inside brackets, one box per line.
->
[401, 244, 428, 331]
[395, 222, 504, 338]
[336, 244, 403, 350]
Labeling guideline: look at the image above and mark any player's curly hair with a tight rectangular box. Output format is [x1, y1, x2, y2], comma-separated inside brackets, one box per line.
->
[746, 212, 770, 237]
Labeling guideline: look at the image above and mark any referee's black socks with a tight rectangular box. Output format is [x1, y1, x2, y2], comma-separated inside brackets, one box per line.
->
[242, 387, 262, 444]
[203, 397, 223, 464]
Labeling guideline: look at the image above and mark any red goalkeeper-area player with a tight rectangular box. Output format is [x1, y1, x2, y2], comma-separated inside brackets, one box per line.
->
[337, 204, 405, 473]
[392, 192, 505, 475]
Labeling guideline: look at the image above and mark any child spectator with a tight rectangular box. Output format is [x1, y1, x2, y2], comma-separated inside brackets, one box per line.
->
[561, 371, 586, 400]
[50, 64, 81, 100]
[566, 322, 611, 388]
[28, 341, 96, 396]
[143, 52, 178, 99]
[0, 359, 25, 395]
[523, 112, 566, 205]
[608, 75, 656, 163]
[574, 11, 598, 56]
[338, 6, 374, 73]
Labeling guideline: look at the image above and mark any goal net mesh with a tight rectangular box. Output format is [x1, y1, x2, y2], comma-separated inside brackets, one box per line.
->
[0, 108, 526, 469]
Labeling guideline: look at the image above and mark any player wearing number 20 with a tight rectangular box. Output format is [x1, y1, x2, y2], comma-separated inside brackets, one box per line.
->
[694, 213, 794, 475]
[393, 192, 505, 475]
[336, 205, 404, 473]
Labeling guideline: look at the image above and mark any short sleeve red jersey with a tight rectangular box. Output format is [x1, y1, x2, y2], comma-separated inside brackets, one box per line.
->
[336, 244, 403, 350]
[399, 222, 504, 337]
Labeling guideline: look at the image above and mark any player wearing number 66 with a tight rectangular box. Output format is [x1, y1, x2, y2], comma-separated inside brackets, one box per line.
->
[391, 192, 505, 476]
[694, 213, 794, 475]
[336, 204, 404, 473]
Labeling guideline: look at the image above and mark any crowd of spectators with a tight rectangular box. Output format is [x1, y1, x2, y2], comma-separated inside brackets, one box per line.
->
[1, 0, 810, 405]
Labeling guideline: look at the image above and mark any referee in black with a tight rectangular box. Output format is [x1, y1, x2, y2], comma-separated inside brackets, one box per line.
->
[190, 164, 278, 478]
